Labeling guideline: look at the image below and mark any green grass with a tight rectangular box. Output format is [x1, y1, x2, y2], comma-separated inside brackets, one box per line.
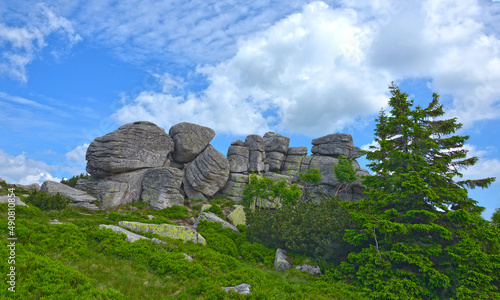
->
[0, 197, 368, 299]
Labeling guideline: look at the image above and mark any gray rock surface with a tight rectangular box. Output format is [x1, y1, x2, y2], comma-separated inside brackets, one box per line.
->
[227, 142, 249, 173]
[182, 177, 207, 200]
[86, 121, 174, 177]
[274, 248, 291, 271]
[220, 174, 249, 202]
[295, 264, 322, 276]
[99, 224, 166, 243]
[311, 133, 362, 158]
[287, 146, 308, 156]
[263, 132, 290, 154]
[80, 169, 148, 209]
[264, 151, 286, 172]
[184, 145, 230, 197]
[222, 283, 251, 295]
[119, 221, 206, 244]
[12, 183, 41, 191]
[0, 195, 26, 206]
[41, 181, 99, 210]
[245, 135, 265, 172]
[141, 167, 184, 210]
[169, 122, 215, 163]
[196, 212, 240, 233]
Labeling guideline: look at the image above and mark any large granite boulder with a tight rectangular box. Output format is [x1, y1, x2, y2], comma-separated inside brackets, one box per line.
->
[86, 121, 174, 177]
[119, 221, 206, 245]
[141, 167, 184, 210]
[220, 174, 248, 202]
[263, 132, 290, 153]
[227, 140, 249, 173]
[41, 181, 99, 210]
[78, 169, 148, 209]
[169, 122, 215, 163]
[311, 133, 362, 159]
[184, 145, 230, 197]
[245, 135, 265, 172]
[196, 212, 240, 233]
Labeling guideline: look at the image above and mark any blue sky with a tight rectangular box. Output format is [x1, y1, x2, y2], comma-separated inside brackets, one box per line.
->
[0, 0, 499, 219]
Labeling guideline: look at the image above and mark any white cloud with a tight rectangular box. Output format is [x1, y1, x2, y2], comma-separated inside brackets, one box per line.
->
[461, 144, 500, 182]
[113, 2, 391, 136]
[65, 143, 89, 166]
[361, 140, 379, 151]
[0, 3, 81, 82]
[0, 149, 60, 185]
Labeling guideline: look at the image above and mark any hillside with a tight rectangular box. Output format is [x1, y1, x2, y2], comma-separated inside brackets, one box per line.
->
[0, 181, 366, 299]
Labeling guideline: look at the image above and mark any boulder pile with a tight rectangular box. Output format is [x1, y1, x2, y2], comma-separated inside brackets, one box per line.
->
[38, 120, 368, 210]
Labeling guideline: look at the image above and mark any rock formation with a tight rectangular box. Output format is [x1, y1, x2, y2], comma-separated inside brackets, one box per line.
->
[52, 120, 369, 210]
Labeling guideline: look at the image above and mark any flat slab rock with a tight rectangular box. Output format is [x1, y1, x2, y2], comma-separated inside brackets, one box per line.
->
[41, 181, 99, 210]
[99, 224, 165, 244]
[222, 283, 251, 295]
[119, 221, 207, 245]
[196, 212, 239, 233]
[0, 195, 26, 206]
[296, 264, 322, 276]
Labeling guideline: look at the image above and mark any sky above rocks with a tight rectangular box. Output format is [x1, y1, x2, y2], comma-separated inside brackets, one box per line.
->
[1, 0, 499, 219]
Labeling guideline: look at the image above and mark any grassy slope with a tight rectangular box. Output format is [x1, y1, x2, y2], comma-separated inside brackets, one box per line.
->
[0, 183, 367, 300]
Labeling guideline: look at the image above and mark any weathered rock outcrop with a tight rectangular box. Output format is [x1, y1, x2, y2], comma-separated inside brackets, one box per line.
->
[78, 120, 368, 210]
[141, 167, 184, 209]
[227, 140, 249, 173]
[169, 122, 215, 163]
[12, 183, 41, 191]
[86, 121, 174, 177]
[119, 221, 207, 245]
[311, 133, 362, 159]
[245, 135, 265, 172]
[184, 145, 230, 197]
[41, 181, 99, 210]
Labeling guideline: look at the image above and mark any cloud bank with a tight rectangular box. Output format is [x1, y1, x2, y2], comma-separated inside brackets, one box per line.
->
[0, 3, 81, 82]
[112, 0, 500, 136]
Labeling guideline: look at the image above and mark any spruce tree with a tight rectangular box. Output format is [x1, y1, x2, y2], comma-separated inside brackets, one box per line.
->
[342, 82, 499, 299]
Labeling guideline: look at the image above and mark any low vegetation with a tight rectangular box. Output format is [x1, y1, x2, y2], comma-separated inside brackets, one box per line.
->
[1, 84, 499, 299]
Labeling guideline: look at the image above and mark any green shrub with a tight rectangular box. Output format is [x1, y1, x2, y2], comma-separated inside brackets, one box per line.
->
[247, 196, 358, 263]
[25, 190, 70, 211]
[60, 173, 91, 188]
[206, 203, 223, 216]
[156, 205, 189, 219]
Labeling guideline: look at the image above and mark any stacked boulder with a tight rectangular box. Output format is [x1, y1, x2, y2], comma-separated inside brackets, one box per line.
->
[221, 132, 369, 203]
[75, 121, 229, 209]
[55, 120, 368, 210]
